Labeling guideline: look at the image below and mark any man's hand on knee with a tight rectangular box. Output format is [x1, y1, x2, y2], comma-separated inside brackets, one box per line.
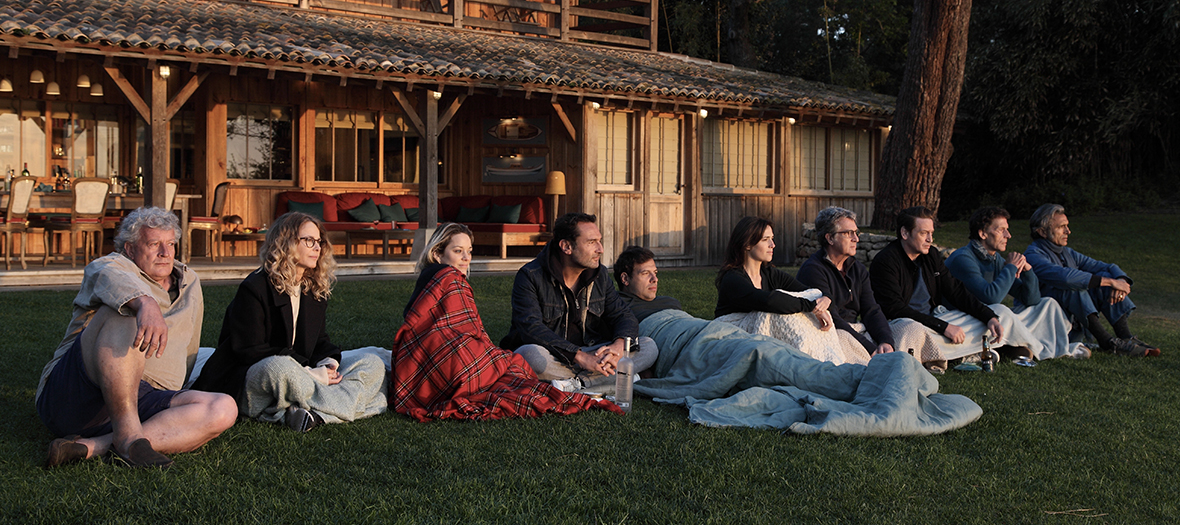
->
[129, 296, 169, 358]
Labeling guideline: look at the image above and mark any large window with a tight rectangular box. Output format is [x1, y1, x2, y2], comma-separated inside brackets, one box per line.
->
[226, 103, 292, 180]
[792, 125, 874, 193]
[0, 100, 118, 179]
[314, 109, 421, 184]
[594, 109, 632, 186]
[702, 119, 773, 190]
[650, 115, 680, 194]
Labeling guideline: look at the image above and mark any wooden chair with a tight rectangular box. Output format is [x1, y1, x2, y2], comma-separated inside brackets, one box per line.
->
[101, 179, 178, 242]
[43, 177, 111, 268]
[1, 176, 37, 270]
[184, 181, 230, 262]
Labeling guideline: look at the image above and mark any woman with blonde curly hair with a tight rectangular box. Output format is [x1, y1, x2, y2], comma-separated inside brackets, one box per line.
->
[194, 212, 387, 431]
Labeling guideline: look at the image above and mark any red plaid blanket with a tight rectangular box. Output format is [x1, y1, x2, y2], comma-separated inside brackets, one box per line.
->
[390, 266, 621, 421]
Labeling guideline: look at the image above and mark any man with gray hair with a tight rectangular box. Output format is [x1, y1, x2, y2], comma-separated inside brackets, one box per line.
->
[36, 207, 237, 468]
[1024, 203, 1160, 356]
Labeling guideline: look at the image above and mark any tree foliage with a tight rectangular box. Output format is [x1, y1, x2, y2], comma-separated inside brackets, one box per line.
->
[942, 0, 1180, 219]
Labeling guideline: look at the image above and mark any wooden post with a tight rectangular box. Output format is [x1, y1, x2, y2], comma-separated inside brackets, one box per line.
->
[422, 91, 440, 228]
[147, 65, 169, 208]
[580, 101, 598, 216]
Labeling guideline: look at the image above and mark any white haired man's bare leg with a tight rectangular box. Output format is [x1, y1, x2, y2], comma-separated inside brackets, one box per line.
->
[136, 390, 237, 454]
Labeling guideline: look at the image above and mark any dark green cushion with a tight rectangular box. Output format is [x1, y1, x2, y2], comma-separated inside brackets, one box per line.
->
[287, 200, 324, 220]
[377, 203, 409, 223]
[346, 198, 381, 222]
[455, 205, 490, 223]
[487, 203, 522, 224]
[405, 207, 419, 222]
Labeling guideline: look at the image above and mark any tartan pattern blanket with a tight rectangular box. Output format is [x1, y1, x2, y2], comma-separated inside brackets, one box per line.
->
[390, 266, 620, 421]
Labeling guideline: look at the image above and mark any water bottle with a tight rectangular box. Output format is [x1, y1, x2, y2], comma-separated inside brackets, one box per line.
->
[614, 337, 634, 413]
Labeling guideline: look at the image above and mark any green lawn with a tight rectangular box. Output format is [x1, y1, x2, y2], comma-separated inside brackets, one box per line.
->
[1, 213, 1177, 523]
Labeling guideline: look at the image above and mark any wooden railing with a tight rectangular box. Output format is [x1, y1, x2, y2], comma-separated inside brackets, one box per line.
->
[257, 0, 658, 50]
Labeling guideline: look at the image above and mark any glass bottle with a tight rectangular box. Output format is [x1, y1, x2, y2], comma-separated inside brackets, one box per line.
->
[614, 337, 635, 413]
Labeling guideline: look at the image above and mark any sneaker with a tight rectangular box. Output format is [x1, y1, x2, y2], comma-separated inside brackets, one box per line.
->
[550, 377, 583, 392]
[285, 406, 324, 433]
[1130, 336, 1161, 357]
[1108, 337, 1151, 357]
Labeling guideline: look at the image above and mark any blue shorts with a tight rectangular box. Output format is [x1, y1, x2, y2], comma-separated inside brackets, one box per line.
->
[36, 332, 180, 438]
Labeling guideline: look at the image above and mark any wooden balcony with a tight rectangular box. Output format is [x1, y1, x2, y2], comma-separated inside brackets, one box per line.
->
[253, 0, 658, 51]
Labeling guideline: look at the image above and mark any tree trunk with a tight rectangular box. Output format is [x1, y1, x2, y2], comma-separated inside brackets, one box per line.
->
[727, 0, 757, 68]
[872, 0, 972, 230]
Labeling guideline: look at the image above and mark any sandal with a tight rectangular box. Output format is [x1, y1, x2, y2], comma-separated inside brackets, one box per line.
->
[109, 438, 173, 469]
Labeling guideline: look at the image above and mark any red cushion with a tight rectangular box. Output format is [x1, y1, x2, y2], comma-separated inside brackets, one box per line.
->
[276, 192, 338, 222]
[334, 192, 393, 213]
[488, 195, 545, 226]
[322, 221, 394, 232]
[389, 195, 420, 209]
[190, 216, 220, 224]
[467, 223, 544, 233]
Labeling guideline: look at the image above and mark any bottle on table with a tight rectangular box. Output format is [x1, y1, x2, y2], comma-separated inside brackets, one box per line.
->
[614, 337, 635, 413]
[21, 162, 29, 178]
[4, 167, 11, 191]
[135, 168, 143, 194]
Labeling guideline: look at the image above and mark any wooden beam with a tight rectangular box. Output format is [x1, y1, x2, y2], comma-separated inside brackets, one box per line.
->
[421, 93, 440, 229]
[390, 87, 426, 136]
[552, 102, 576, 142]
[7, 46, 17, 59]
[165, 70, 209, 120]
[438, 93, 467, 130]
[148, 65, 169, 208]
[104, 66, 150, 122]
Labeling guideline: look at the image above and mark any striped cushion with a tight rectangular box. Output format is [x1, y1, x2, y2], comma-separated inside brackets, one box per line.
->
[49, 217, 102, 224]
[190, 216, 220, 224]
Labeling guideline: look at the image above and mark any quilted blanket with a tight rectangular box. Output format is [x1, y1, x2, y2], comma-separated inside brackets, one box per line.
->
[633, 310, 981, 436]
[390, 266, 620, 421]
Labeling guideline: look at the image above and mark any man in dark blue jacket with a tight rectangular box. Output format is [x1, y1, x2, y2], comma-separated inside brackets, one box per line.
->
[501, 212, 657, 392]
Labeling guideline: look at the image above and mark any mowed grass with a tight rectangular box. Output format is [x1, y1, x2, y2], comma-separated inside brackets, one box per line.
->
[0, 213, 1177, 523]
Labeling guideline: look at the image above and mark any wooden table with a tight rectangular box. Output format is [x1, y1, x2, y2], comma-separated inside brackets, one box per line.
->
[219, 232, 267, 258]
[343, 229, 415, 260]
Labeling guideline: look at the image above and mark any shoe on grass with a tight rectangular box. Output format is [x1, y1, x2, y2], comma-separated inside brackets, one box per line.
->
[109, 438, 173, 468]
[1107, 337, 1152, 357]
[285, 406, 324, 433]
[45, 435, 88, 469]
[1130, 336, 1161, 357]
[550, 377, 583, 393]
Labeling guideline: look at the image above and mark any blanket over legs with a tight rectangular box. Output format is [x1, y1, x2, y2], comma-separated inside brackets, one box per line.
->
[390, 266, 621, 421]
[633, 310, 981, 436]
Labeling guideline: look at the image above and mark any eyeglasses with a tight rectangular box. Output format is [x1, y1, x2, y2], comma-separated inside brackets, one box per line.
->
[833, 230, 860, 238]
[298, 236, 325, 249]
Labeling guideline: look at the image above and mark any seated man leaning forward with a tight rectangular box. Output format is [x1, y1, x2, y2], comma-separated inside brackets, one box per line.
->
[1023, 203, 1160, 356]
[500, 212, 658, 393]
[945, 206, 1089, 360]
[35, 207, 237, 469]
[869, 206, 1039, 365]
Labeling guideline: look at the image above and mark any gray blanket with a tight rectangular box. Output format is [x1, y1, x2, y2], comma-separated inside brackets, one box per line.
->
[633, 310, 982, 436]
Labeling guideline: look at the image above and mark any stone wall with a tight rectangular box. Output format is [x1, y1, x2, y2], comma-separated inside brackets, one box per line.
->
[796, 223, 954, 264]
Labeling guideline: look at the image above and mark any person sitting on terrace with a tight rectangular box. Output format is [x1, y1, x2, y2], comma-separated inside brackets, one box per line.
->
[193, 212, 388, 432]
[500, 212, 657, 393]
[945, 206, 1089, 360]
[37, 207, 236, 468]
[713, 216, 869, 365]
[869, 206, 1041, 370]
[1023, 203, 1160, 357]
[390, 223, 618, 420]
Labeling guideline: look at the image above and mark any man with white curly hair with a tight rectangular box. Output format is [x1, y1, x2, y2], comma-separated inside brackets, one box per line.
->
[36, 207, 237, 469]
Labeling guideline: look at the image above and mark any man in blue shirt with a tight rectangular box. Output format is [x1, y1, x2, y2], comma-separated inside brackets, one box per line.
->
[946, 207, 1088, 360]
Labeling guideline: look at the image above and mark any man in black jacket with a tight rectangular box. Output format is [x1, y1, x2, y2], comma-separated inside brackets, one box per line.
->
[501, 213, 657, 392]
[870, 207, 1031, 363]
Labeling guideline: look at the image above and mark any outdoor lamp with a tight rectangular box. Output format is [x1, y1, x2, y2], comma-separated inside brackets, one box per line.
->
[76, 74, 91, 88]
[788, 117, 797, 125]
[90, 83, 104, 96]
[431, 90, 442, 100]
[46, 81, 61, 96]
[0, 78, 12, 92]
[699, 108, 708, 119]
[545, 170, 567, 229]
[30, 70, 45, 83]
[159, 65, 171, 79]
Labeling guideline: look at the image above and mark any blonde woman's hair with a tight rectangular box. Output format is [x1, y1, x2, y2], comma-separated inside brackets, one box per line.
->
[260, 212, 337, 300]
[415, 222, 474, 273]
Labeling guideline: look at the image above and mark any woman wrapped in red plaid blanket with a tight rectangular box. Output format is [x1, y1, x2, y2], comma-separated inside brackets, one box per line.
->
[390, 224, 621, 421]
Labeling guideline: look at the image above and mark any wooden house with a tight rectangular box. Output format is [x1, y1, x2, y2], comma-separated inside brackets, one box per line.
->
[0, 0, 894, 266]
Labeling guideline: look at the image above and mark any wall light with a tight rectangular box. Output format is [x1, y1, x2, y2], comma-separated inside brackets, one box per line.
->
[46, 81, 61, 96]
[0, 78, 12, 92]
[90, 83, 104, 96]
[430, 90, 442, 100]
[76, 74, 91, 88]
[886, 125, 892, 131]
[787, 117, 796, 125]
[159, 65, 171, 79]
[591, 102, 601, 110]
[698, 108, 708, 119]
[30, 70, 45, 83]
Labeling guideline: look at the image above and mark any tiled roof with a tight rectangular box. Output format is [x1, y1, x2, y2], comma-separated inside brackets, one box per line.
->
[0, 0, 895, 116]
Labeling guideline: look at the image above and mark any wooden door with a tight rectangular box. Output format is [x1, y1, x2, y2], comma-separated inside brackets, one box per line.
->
[645, 114, 685, 256]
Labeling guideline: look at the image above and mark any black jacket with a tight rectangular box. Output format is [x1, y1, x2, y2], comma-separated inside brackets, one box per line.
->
[499, 241, 638, 366]
[869, 240, 996, 334]
[796, 251, 896, 352]
[193, 268, 340, 401]
[714, 265, 815, 318]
